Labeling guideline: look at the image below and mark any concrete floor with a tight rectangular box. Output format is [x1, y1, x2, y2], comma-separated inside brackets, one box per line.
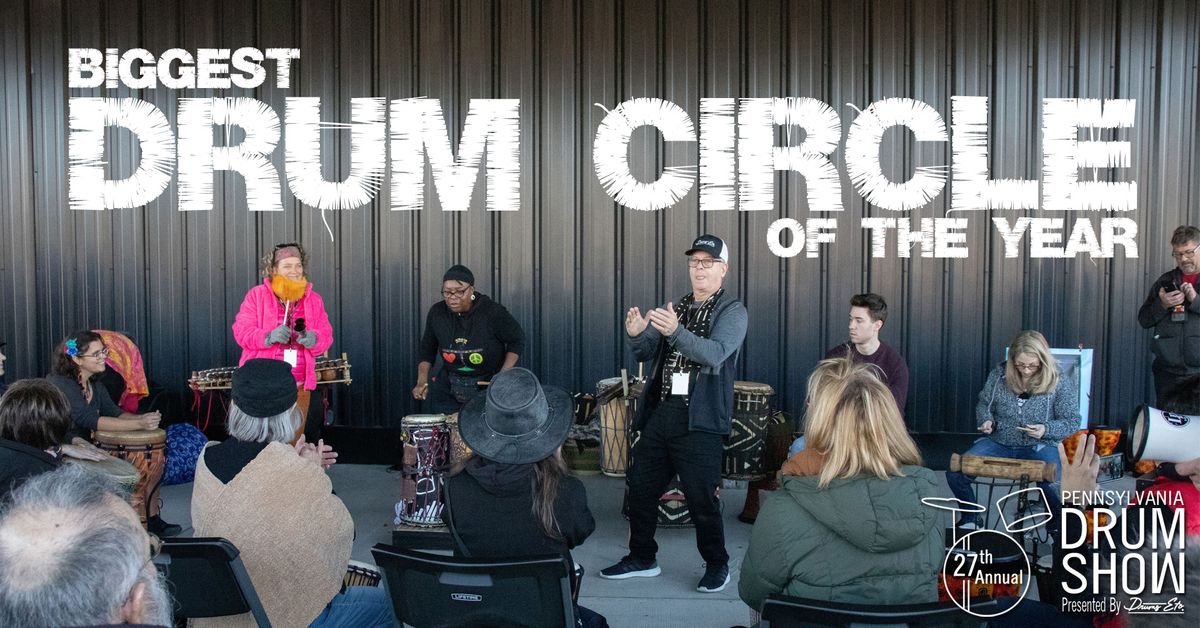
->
[159, 463, 1135, 628]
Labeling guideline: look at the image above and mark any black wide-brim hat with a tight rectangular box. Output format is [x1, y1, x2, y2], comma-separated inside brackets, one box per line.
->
[458, 368, 573, 465]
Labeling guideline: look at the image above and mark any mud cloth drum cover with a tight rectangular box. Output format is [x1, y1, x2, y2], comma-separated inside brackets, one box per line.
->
[93, 428, 168, 528]
[722, 381, 777, 480]
[398, 415, 450, 526]
[623, 429, 720, 528]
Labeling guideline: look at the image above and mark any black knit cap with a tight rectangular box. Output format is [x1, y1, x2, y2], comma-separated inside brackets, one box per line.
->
[442, 264, 475, 286]
[231, 359, 297, 418]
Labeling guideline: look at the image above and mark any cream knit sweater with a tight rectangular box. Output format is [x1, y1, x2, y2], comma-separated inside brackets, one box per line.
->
[190, 441, 353, 627]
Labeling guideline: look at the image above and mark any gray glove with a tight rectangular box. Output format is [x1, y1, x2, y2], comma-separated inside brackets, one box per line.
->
[296, 330, 318, 349]
[265, 324, 292, 346]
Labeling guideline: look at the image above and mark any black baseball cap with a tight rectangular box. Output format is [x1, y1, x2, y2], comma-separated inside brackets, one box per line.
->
[685, 234, 729, 261]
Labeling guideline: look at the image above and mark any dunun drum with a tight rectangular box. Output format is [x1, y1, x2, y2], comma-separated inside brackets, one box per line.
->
[722, 381, 777, 480]
[93, 428, 168, 528]
[597, 377, 636, 477]
[398, 415, 450, 526]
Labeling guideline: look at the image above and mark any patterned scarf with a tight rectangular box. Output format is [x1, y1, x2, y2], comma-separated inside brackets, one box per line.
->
[659, 288, 724, 402]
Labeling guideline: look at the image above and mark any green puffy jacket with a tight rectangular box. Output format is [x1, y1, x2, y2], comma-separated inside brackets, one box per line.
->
[738, 465, 944, 611]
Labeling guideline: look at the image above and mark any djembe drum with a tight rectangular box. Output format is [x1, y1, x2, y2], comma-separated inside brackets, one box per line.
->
[93, 428, 168, 528]
[343, 560, 383, 588]
[397, 415, 450, 526]
[445, 412, 473, 466]
[68, 455, 140, 511]
[597, 377, 637, 477]
[722, 381, 777, 479]
[723, 382, 781, 523]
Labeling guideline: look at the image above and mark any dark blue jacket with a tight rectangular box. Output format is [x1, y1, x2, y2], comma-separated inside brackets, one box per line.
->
[628, 291, 747, 435]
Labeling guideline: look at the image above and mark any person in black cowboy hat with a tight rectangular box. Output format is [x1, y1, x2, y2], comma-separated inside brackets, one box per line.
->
[600, 234, 747, 593]
[412, 264, 527, 414]
[443, 368, 604, 626]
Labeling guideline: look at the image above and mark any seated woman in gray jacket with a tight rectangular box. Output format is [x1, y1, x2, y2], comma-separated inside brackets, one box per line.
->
[739, 356, 942, 612]
[946, 329, 1080, 529]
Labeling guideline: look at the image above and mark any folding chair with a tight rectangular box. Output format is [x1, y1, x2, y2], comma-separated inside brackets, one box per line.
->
[759, 593, 997, 627]
[154, 537, 271, 627]
[371, 543, 574, 628]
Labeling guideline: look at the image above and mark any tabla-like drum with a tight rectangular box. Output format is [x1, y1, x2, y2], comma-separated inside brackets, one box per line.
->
[398, 415, 450, 526]
[343, 560, 383, 588]
[445, 413, 473, 466]
[93, 428, 168, 527]
[597, 377, 636, 477]
[722, 381, 777, 480]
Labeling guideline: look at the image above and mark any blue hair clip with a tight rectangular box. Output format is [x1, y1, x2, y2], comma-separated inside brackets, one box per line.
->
[65, 339, 78, 356]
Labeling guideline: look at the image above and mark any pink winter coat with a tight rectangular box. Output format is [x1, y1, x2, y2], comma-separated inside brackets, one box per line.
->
[232, 279, 334, 390]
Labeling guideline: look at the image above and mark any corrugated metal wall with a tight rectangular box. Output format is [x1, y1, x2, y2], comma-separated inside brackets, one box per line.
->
[2, 0, 1198, 431]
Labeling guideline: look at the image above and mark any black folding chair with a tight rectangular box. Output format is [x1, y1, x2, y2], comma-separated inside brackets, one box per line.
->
[154, 537, 271, 628]
[371, 542, 574, 628]
[759, 593, 997, 627]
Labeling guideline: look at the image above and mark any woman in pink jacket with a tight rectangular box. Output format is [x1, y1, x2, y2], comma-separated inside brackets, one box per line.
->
[233, 243, 333, 443]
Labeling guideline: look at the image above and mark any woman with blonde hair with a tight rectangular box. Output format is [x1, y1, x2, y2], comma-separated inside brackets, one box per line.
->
[946, 330, 1079, 529]
[738, 356, 942, 610]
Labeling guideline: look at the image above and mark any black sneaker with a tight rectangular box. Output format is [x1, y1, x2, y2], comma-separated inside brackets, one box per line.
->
[696, 563, 730, 592]
[147, 515, 182, 537]
[598, 557, 661, 579]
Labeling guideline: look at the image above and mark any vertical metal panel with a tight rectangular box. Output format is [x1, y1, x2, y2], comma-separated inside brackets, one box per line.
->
[2, 0, 1198, 431]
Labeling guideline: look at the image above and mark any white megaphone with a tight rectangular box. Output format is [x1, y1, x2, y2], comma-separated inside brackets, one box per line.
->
[1129, 405, 1200, 463]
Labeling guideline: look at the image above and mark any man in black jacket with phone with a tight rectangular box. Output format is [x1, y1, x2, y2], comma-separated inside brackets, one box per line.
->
[1138, 225, 1200, 404]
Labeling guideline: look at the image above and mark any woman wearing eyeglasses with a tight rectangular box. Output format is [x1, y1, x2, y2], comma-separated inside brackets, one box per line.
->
[233, 242, 334, 443]
[47, 330, 162, 441]
[47, 330, 181, 535]
[412, 265, 526, 414]
[945, 330, 1080, 529]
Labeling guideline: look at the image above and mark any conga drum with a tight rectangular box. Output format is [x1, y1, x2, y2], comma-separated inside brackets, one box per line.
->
[93, 429, 167, 528]
[597, 377, 632, 477]
[398, 415, 450, 527]
[722, 381, 777, 480]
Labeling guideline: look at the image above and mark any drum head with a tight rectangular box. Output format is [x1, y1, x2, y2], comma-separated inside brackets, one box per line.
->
[734, 381, 775, 395]
[93, 429, 167, 446]
[402, 414, 447, 427]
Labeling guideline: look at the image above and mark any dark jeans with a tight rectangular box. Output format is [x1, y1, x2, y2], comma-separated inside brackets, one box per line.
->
[626, 398, 728, 566]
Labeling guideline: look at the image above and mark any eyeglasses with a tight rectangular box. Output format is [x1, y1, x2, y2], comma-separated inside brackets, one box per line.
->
[1172, 243, 1200, 260]
[274, 242, 301, 250]
[687, 257, 724, 269]
[76, 348, 110, 359]
[442, 287, 471, 299]
[1014, 362, 1040, 372]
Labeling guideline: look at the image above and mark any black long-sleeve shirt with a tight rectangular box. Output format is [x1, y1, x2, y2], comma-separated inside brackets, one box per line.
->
[47, 374, 123, 441]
